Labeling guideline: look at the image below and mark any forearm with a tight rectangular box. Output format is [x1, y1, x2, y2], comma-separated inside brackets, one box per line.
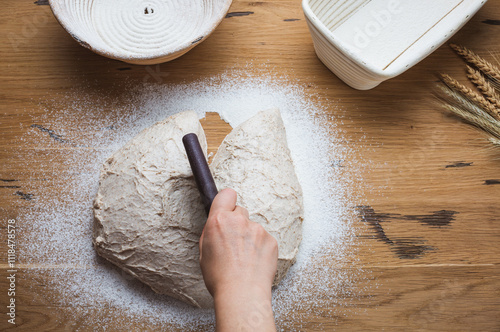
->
[214, 286, 276, 332]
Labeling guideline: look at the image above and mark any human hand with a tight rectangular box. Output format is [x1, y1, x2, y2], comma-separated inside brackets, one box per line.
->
[199, 188, 278, 331]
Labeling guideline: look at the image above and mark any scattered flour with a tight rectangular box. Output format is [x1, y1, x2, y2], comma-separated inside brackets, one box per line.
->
[17, 72, 360, 330]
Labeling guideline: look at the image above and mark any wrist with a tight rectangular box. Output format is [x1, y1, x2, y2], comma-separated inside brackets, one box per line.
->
[214, 283, 272, 305]
[213, 284, 275, 332]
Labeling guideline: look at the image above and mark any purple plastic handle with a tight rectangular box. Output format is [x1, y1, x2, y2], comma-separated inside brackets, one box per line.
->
[182, 133, 218, 215]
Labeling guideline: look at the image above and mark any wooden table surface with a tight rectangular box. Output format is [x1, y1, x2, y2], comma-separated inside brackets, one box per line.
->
[1, 1, 500, 331]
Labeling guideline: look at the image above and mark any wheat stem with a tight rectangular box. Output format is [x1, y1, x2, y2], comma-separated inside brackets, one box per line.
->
[437, 84, 497, 122]
[466, 65, 500, 110]
[490, 137, 500, 147]
[488, 51, 500, 92]
[450, 44, 500, 82]
[444, 104, 500, 139]
[439, 73, 500, 120]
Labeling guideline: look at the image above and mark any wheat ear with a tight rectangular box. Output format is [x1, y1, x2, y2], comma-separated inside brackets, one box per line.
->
[437, 84, 499, 122]
[489, 137, 500, 147]
[439, 73, 500, 119]
[444, 104, 500, 140]
[488, 51, 500, 91]
[450, 44, 500, 82]
[466, 65, 500, 110]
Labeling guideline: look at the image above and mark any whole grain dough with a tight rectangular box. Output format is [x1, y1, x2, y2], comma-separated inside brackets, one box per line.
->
[93, 109, 303, 308]
[211, 109, 304, 284]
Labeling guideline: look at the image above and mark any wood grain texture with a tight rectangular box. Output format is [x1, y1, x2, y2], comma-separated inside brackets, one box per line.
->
[1, 0, 500, 331]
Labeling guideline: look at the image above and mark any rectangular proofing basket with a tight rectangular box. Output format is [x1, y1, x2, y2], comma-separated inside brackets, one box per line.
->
[302, 0, 487, 90]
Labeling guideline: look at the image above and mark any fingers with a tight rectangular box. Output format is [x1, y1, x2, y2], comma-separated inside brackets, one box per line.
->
[234, 206, 249, 218]
[208, 188, 237, 218]
[208, 188, 250, 219]
[199, 228, 205, 260]
[202, 188, 238, 258]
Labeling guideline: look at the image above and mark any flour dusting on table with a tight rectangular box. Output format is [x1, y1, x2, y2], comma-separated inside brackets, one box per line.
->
[18, 72, 359, 330]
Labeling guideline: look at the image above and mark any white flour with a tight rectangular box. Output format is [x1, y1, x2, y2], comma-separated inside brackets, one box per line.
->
[18, 72, 359, 330]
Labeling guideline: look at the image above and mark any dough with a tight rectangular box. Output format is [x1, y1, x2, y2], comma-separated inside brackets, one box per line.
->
[211, 109, 303, 284]
[93, 109, 303, 308]
[93, 111, 211, 307]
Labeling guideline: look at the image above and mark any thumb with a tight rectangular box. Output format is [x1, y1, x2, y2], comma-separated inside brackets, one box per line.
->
[208, 188, 237, 218]
[201, 188, 237, 259]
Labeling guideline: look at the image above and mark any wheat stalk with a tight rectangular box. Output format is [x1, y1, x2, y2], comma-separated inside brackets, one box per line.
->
[437, 84, 499, 122]
[437, 45, 500, 148]
[489, 137, 500, 147]
[489, 51, 500, 91]
[466, 65, 500, 110]
[439, 73, 500, 120]
[450, 43, 500, 82]
[443, 104, 500, 140]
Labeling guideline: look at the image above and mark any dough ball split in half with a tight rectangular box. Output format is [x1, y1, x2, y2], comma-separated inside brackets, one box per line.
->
[93, 109, 304, 308]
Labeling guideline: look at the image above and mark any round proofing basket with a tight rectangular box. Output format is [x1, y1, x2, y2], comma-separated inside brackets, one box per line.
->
[49, 0, 233, 65]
